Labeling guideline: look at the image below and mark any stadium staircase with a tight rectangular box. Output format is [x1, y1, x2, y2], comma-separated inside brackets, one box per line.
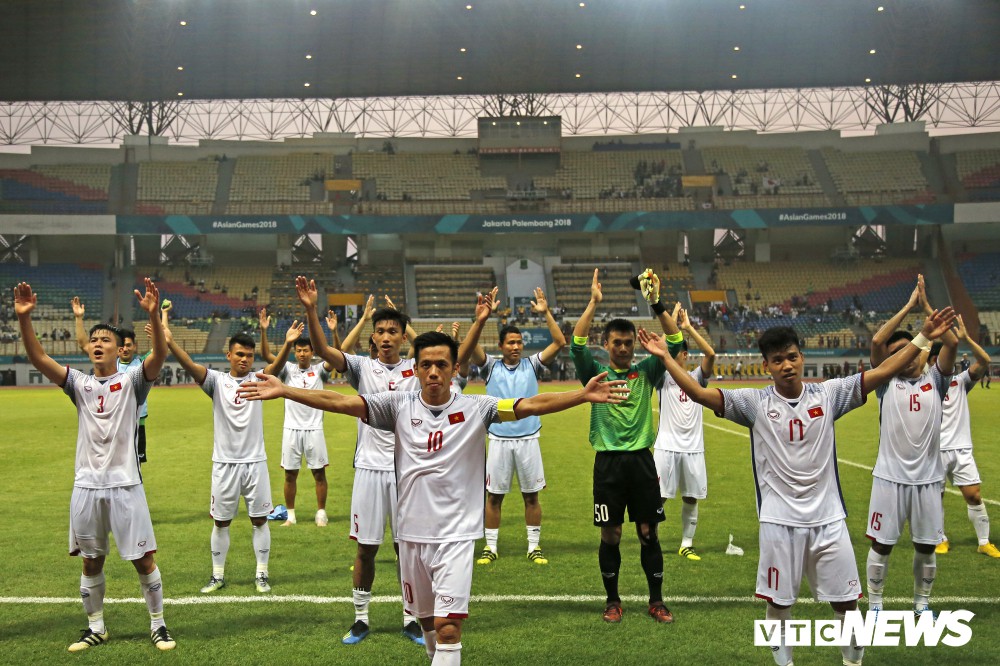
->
[120, 163, 139, 213]
[916, 152, 948, 203]
[213, 159, 236, 215]
[205, 321, 231, 355]
[806, 149, 844, 206]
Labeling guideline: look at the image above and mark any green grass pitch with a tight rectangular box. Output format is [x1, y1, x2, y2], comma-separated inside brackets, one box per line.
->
[1, 379, 998, 665]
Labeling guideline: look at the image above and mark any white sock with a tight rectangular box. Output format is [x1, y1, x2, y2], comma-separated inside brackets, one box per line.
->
[80, 572, 106, 634]
[527, 525, 541, 552]
[681, 501, 699, 548]
[834, 610, 865, 664]
[765, 605, 793, 666]
[252, 523, 271, 571]
[211, 525, 230, 578]
[866, 549, 889, 607]
[432, 641, 462, 665]
[423, 629, 437, 660]
[968, 502, 991, 545]
[138, 566, 165, 630]
[913, 550, 936, 609]
[484, 528, 499, 553]
[353, 588, 371, 624]
[287, 508, 297, 523]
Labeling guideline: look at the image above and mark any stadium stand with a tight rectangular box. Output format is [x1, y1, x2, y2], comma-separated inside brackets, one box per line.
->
[956, 149, 1000, 202]
[821, 149, 934, 204]
[533, 150, 686, 201]
[956, 252, 1000, 310]
[414, 265, 496, 317]
[136, 161, 218, 215]
[353, 153, 505, 201]
[0, 166, 110, 214]
[702, 146, 823, 196]
[552, 263, 638, 316]
[355, 264, 406, 313]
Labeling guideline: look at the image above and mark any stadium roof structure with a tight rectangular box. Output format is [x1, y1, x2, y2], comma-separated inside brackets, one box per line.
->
[1, 0, 999, 103]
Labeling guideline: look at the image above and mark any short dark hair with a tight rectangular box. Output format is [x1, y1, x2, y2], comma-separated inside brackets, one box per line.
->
[89, 324, 123, 346]
[118, 328, 136, 344]
[371, 307, 409, 331]
[499, 325, 521, 344]
[602, 318, 636, 344]
[758, 326, 800, 359]
[412, 331, 457, 363]
[887, 330, 914, 347]
[294, 337, 313, 349]
[228, 333, 256, 350]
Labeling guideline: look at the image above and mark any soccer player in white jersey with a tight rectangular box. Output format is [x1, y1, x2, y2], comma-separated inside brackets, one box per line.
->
[163, 314, 295, 595]
[292, 276, 425, 646]
[930, 315, 999, 557]
[16, 278, 176, 653]
[866, 279, 959, 617]
[258, 307, 337, 527]
[638, 306, 955, 666]
[238, 326, 628, 665]
[458, 287, 565, 566]
[653, 306, 716, 562]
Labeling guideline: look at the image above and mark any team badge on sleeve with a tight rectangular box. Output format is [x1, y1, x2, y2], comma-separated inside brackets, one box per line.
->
[807, 406, 824, 418]
[448, 412, 465, 425]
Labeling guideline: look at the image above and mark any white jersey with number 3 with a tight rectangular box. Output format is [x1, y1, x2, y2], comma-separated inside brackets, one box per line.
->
[362, 391, 506, 543]
[654, 366, 708, 452]
[939, 369, 975, 452]
[873, 365, 948, 485]
[200, 369, 266, 463]
[344, 354, 419, 471]
[279, 361, 330, 430]
[720, 374, 866, 527]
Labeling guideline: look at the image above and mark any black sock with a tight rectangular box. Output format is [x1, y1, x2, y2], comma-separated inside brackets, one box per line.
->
[640, 542, 664, 604]
[598, 540, 621, 603]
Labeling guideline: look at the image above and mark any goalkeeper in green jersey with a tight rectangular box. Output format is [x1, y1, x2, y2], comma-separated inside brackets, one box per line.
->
[571, 268, 685, 625]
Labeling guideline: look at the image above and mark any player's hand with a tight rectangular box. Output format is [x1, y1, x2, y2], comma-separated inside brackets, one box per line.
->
[955, 314, 968, 341]
[907, 275, 922, 311]
[295, 275, 318, 309]
[678, 308, 691, 330]
[238, 373, 285, 401]
[435, 323, 445, 333]
[637, 327, 669, 358]
[530, 287, 549, 314]
[474, 289, 496, 324]
[144, 323, 153, 340]
[451, 322, 461, 340]
[258, 307, 271, 331]
[161, 325, 174, 345]
[361, 294, 375, 321]
[384, 294, 397, 310]
[916, 274, 933, 315]
[670, 301, 682, 323]
[135, 278, 160, 314]
[921, 307, 956, 340]
[71, 296, 85, 318]
[582, 371, 630, 404]
[285, 320, 305, 344]
[590, 268, 603, 304]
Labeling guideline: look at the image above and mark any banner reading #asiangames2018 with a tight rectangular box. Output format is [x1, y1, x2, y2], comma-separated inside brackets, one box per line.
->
[115, 204, 953, 235]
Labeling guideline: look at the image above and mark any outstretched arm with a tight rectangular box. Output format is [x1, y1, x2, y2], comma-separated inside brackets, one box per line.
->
[638, 328, 724, 413]
[257, 308, 277, 365]
[864, 307, 957, 394]
[871, 275, 922, 368]
[572, 268, 603, 341]
[296, 276, 347, 372]
[512, 371, 629, 418]
[237, 372, 367, 418]
[325, 310, 342, 352]
[533, 287, 567, 365]
[956, 315, 991, 381]
[14, 283, 66, 385]
[457, 287, 498, 367]
[135, 278, 167, 381]
[72, 297, 88, 352]
[384, 294, 417, 344]
[263, 320, 304, 375]
[679, 308, 716, 376]
[341, 294, 375, 355]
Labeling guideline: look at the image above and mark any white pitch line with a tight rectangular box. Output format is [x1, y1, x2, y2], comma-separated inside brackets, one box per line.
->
[702, 422, 1000, 508]
[2, 595, 999, 606]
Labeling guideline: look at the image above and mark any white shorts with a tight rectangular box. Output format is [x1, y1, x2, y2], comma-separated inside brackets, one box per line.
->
[349, 467, 398, 545]
[941, 449, 982, 487]
[865, 477, 945, 546]
[69, 485, 157, 561]
[654, 449, 708, 499]
[486, 436, 546, 495]
[755, 520, 862, 606]
[210, 461, 274, 521]
[399, 539, 475, 619]
[281, 429, 329, 470]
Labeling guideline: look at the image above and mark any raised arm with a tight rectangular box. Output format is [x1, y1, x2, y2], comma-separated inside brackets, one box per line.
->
[532, 287, 567, 365]
[646, 274, 679, 337]
[638, 327, 724, 413]
[955, 315, 991, 381]
[237, 372, 367, 418]
[457, 287, 497, 367]
[296, 275, 347, 373]
[325, 309, 342, 351]
[162, 311, 208, 384]
[341, 294, 374, 354]
[679, 308, 716, 376]
[384, 294, 417, 344]
[916, 278, 958, 375]
[14, 283, 67, 385]
[871, 275, 922, 368]
[135, 278, 167, 381]
[512, 371, 629, 418]
[263, 320, 304, 375]
[72, 296, 88, 352]
[864, 307, 957, 394]
[257, 307, 277, 365]
[572, 268, 602, 340]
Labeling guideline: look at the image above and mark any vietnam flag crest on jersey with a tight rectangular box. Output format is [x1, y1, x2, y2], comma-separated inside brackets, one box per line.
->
[109, 382, 122, 392]
[402, 369, 414, 378]
[807, 406, 824, 418]
[308, 371, 315, 377]
[627, 371, 639, 380]
[448, 412, 465, 425]
[920, 383, 933, 392]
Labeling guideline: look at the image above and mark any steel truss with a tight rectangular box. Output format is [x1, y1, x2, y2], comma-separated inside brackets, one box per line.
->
[2, 83, 1000, 146]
